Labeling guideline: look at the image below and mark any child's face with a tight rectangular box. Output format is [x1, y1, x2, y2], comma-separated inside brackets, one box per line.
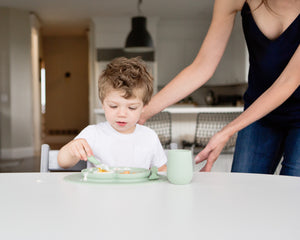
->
[102, 90, 144, 134]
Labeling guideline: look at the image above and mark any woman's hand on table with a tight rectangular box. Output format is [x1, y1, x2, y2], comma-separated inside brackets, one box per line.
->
[195, 131, 230, 172]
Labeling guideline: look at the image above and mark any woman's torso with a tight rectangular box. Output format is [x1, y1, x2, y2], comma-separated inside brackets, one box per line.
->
[246, 0, 300, 40]
[241, 0, 300, 127]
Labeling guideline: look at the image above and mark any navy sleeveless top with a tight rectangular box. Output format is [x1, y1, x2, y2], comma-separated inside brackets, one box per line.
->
[241, 2, 300, 128]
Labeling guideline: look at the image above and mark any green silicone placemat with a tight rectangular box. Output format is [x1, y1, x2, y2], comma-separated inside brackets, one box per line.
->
[64, 173, 167, 185]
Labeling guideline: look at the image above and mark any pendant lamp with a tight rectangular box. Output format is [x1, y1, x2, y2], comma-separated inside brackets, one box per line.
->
[124, 0, 154, 52]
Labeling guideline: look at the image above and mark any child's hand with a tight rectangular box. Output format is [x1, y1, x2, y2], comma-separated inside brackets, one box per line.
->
[64, 138, 93, 161]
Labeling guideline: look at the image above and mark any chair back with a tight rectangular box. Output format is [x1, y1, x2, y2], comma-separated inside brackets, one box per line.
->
[144, 111, 172, 149]
[40, 144, 86, 172]
[194, 112, 241, 151]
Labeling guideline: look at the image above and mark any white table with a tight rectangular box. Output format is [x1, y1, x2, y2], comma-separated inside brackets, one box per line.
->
[1, 172, 300, 240]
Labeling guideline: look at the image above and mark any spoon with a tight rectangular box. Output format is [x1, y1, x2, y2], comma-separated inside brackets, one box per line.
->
[148, 166, 160, 180]
[87, 156, 110, 171]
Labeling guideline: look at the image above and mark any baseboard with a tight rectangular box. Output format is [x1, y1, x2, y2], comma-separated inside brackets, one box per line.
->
[1, 147, 34, 159]
[43, 134, 76, 143]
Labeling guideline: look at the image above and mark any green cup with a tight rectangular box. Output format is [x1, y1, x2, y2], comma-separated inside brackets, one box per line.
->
[167, 149, 193, 185]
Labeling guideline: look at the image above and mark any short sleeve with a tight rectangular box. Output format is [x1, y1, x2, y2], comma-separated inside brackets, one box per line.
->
[74, 125, 97, 150]
[150, 133, 168, 168]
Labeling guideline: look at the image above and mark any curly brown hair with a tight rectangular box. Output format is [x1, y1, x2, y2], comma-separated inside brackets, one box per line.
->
[98, 57, 153, 105]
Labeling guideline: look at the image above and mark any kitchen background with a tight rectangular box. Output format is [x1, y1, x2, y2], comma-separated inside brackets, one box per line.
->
[0, 0, 248, 171]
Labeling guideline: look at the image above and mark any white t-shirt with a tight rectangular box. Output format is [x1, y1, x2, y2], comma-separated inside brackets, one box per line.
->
[75, 121, 167, 169]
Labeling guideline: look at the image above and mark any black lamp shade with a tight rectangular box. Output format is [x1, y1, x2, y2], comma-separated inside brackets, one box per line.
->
[125, 16, 154, 52]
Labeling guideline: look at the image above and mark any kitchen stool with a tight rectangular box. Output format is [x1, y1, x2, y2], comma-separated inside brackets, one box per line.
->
[144, 111, 172, 149]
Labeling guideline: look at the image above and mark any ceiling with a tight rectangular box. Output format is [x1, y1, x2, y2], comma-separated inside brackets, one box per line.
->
[0, 0, 214, 35]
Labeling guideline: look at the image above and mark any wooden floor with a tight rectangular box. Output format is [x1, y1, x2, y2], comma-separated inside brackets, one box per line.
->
[0, 136, 69, 173]
[0, 155, 40, 173]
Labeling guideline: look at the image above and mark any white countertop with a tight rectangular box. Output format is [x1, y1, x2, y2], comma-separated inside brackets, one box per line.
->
[165, 105, 243, 114]
[94, 106, 244, 114]
[1, 172, 299, 240]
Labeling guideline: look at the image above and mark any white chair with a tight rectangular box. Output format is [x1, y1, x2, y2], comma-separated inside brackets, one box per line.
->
[40, 144, 86, 172]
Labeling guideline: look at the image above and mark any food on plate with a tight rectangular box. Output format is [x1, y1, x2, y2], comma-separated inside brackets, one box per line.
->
[120, 170, 135, 174]
[94, 167, 137, 174]
[97, 168, 109, 173]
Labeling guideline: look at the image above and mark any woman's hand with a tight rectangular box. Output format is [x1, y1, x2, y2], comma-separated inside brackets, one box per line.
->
[195, 130, 231, 172]
[138, 112, 148, 125]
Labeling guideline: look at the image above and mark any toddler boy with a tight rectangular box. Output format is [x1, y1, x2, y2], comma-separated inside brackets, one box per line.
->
[58, 57, 167, 171]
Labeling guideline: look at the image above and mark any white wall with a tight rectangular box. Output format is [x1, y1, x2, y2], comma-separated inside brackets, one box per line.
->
[0, 8, 11, 155]
[210, 14, 247, 85]
[30, 14, 42, 156]
[157, 18, 210, 86]
[93, 17, 158, 49]
[157, 14, 247, 87]
[0, 8, 34, 159]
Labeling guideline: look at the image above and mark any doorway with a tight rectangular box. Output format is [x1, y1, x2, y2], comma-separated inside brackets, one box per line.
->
[41, 35, 89, 149]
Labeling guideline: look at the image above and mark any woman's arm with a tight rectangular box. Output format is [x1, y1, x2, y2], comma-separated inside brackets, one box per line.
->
[196, 45, 300, 171]
[140, 0, 245, 123]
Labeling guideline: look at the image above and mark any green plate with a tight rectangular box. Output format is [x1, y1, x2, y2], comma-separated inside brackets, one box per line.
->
[114, 167, 151, 179]
[64, 173, 167, 184]
[64, 173, 152, 184]
[64, 168, 167, 184]
[81, 167, 116, 180]
[80, 167, 151, 182]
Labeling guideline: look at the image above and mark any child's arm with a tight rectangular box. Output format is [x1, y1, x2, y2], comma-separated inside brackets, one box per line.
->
[57, 138, 93, 169]
[158, 164, 167, 172]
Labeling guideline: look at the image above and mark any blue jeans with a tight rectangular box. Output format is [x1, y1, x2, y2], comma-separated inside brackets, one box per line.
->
[231, 120, 300, 176]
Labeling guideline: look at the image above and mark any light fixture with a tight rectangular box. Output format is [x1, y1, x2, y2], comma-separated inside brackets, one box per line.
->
[124, 0, 154, 52]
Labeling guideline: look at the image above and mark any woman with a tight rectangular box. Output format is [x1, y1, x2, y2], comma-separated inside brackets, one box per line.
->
[140, 0, 300, 175]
